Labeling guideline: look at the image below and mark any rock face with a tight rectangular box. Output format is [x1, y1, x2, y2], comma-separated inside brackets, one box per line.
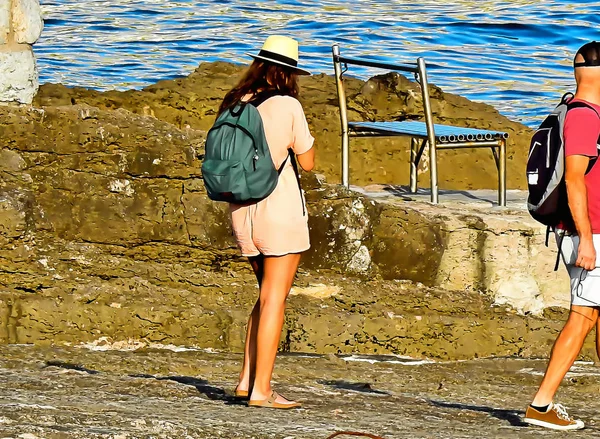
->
[0, 0, 9, 44]
[0, 48, 38, 103]
[0, 0, 43, 104]
[305, 185, 566, 315]
[35, 61, 533, 191]
[0, 95, 570, 356]
[12, 0, 43, 44]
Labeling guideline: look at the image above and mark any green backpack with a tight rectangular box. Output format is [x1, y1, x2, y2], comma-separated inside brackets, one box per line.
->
[202, 92, 304, 211]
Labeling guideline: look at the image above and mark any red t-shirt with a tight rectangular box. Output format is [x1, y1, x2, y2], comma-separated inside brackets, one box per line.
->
[564, 99, 600, 233]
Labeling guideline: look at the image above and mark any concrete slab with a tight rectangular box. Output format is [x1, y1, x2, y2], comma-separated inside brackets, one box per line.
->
[354, 185, 529, 211]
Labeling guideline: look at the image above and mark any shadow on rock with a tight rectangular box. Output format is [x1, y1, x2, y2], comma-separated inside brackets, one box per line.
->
[44, 360, 100, 375]
[383, 185, 496, 204]
[318, 380, 389, 395]
[130, 374, 245, 405]
[430, 400, 527, 427]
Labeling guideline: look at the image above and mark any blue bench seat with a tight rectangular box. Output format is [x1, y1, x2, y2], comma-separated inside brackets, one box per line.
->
[349, 121, 507, 143]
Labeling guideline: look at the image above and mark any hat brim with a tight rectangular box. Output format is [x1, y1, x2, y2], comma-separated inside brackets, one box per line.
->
[248, 54, 311, 76]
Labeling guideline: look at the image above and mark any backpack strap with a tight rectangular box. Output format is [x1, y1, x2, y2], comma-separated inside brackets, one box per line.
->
[276, 149, 306, 217]
[561, 92, 575, 105]
[566, 100, 600, 117]
[248, 89, 283, 108]
[289, 150, 306, 217]
[229, 103, 246, 117]
[552, 226, 566, 271]
[544, 226, 566, 272]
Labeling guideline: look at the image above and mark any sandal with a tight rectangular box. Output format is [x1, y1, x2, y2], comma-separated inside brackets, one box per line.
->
[248, 391, 301, 409]
[234, 386, 249, 399]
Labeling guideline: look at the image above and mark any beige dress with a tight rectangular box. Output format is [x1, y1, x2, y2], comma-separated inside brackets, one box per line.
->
[229, 95, 314, 257]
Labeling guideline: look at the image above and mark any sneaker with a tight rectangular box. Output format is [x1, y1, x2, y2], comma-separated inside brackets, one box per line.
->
[524, 402, 585, 431]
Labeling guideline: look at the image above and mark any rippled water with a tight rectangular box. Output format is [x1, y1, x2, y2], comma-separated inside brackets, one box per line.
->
[36, 0, 600, 126]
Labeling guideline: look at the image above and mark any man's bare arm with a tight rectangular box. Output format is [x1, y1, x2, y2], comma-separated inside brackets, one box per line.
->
[565, 154, 596, 270]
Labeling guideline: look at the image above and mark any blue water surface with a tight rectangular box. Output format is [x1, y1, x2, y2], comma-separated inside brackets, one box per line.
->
[36, 0, 600, 126]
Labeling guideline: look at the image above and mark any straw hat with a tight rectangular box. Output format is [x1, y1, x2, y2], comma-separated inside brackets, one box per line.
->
[248, 35, 311, 75]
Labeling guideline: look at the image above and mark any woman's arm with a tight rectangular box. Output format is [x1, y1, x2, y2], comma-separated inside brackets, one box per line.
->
[289, 98, 314, 171]
[296, 147, 315, 172]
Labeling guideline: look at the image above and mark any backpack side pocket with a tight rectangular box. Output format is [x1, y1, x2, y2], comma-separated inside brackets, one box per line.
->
[202, 159, 249, 202]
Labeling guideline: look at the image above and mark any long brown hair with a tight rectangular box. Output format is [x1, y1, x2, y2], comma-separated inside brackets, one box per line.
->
[219, 60, 299, 114]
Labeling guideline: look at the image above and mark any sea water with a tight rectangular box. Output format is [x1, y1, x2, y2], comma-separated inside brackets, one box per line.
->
[37, 0, 600, 126]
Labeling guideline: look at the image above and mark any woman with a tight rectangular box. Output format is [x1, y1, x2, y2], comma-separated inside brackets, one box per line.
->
[219, 35, 315, 409]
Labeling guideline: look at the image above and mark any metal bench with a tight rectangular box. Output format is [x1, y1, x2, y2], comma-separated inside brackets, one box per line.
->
[331, 44, 508, 206]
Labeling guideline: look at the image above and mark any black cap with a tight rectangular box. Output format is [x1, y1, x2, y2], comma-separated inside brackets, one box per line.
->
[575, 41, 600, 67]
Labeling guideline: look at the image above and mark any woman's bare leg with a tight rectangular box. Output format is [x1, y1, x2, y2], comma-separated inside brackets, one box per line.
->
[237, 255, 264, 393]
[249, 253, 301, 403]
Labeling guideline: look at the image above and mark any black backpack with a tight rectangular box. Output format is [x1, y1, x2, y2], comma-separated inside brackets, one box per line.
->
[526, 93, 599, 268]
[527, 93, 599, 225]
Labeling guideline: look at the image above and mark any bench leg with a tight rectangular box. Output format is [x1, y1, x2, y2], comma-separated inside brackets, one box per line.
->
[499, 138, 507, 207]
[410, 137, 418, 193]
[429, 138, 439, 204]
[491, 146, 500, 169]
[342, 130, 349, 188]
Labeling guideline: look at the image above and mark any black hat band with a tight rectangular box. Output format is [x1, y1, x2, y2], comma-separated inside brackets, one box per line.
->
[257, 49, 298, 67]
[575, 59, 600, 67]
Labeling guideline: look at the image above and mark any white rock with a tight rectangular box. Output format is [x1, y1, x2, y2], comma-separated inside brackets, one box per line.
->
[494, 274, 545, 315]
[108, 179, 135, 197]
[289, 284, 340, 299]
[347, 244, 371, 273]
[12, 0, 44, 44]
[0, 48, 39, 104]
[0, 0, 9, 44]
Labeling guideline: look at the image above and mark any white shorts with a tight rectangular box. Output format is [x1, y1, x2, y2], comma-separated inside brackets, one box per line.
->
[558, 233, 600, 307]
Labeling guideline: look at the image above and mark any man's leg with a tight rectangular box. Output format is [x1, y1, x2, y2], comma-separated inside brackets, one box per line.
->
[532, 305, 599, 406]
[596, 316, 600, 361]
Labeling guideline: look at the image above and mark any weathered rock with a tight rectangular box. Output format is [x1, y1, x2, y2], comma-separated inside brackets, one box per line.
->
[12, 0, 43, 44]
[303, 186, 378, 276]
[384, 197, 567, 314]
[34, 61, 533, 191]
[0, 0, 9, 44]
[370, 203, 446, 284]
[3, 345, 600, 438]
[0, 48, 38, 104]
[0, 0, 42, 103]
[0, 251, 580, 359]
[0, 105, 209, 244]
[0, 96, 570, 354]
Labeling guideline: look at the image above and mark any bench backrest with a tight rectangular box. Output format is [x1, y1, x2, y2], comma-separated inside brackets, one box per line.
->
[331, 44, 437, 187]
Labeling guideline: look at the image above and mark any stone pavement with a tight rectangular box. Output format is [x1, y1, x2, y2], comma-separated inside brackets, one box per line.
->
[1, 344, 600, 438]
[353, 186, 528, 211]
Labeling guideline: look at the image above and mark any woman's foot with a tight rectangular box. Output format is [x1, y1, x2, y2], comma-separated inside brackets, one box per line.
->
[234, 383, 251, 399]
[248, 390, 301, 409]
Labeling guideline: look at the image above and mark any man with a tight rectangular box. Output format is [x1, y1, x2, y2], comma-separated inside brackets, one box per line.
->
[524, 41, 600, 431]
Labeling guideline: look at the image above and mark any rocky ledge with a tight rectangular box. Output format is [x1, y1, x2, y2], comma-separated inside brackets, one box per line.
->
[0, 63, 572, 360]
[34, 61, 533, 190]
